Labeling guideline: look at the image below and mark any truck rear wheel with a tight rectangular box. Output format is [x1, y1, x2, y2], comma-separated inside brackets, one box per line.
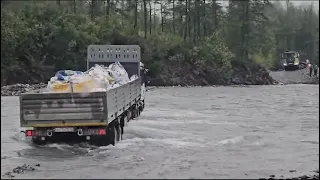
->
[117, 125, 122, 141]
[142, 100, 145, 111]
[120, 115, 126, 135]
[138, 102, 143, 115]
[107, 124, 121, 146]
[131, 107, 137, 119]
[32, 137, 46, 145]
[137, 108, 141, 117]
[134, 104, 139, 118]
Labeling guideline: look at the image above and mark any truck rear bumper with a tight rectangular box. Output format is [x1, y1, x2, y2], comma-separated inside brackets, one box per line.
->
[23, 126, 107, 138]
[22, 125, 115, 146]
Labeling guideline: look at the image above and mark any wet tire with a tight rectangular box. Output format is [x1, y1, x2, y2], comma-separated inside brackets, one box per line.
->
[127, 110, 132, 121]
[142, 100, 145, 111]
[32, 137, 46, 145]
[131, 108, 137, 119]
[117, 125, 122, 142]
[89, 128, 113, 146]
[91, 136, 105, 146]
[135, 109, 139, 118]
[107, 124, 119, 146]
[137, 107, 141, 117]
[120, 116, 127, 135]
[139, 103, 143, 114]
[135, 105, 139, 118]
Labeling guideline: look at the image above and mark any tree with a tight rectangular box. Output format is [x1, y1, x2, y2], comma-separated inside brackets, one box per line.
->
[1, 0, 319, 86]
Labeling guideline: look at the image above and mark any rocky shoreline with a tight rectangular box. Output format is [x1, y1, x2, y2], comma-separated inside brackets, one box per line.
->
[1, 164, 318, 179]
[1, 83, 47, 96]
[263, 169, 319, 180]
[2, 67, 319, 97]
[1, 81, 318, 97]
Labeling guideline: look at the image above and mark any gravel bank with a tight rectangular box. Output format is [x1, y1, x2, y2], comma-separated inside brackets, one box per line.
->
[1, 83, 46, 96]
[2, 164, 318, 179]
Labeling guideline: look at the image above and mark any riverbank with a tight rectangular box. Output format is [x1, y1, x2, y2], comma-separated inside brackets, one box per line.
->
[1, 81, 318, 97]
[147, 61, 277, 86]
[2, 164, 318, 179]
[269, 68, 319, 85]
[2, 67, 320, 96]
[1, 83, 47, 96]
[1, 62, 278, 97]
[263, 169, 319, 180]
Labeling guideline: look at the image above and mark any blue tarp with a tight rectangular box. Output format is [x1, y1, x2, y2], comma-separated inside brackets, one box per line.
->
[55, 70, 83, 81]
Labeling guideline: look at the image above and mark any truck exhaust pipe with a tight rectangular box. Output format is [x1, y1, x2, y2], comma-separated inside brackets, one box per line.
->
[47, 130, 53, 137]
[77, 129, 83, 136]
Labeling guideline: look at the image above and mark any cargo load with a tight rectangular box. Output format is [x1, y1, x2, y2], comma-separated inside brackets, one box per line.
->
[46, 61, 137, 93]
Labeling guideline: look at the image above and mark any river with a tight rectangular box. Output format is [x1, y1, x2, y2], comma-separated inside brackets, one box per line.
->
[1, 85, 319, 179]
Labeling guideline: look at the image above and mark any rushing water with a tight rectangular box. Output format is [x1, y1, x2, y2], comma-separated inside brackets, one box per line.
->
[1, 85, 319, 179]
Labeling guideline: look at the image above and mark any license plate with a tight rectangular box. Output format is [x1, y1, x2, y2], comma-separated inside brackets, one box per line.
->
[54, 127, 74, 132]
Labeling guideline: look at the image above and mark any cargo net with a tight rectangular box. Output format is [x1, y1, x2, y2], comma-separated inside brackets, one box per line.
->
[45, 61, 139, 93]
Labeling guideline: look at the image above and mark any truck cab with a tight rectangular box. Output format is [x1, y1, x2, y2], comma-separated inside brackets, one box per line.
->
[281, 51, 300, 71]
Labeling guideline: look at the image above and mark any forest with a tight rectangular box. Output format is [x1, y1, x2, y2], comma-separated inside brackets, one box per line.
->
[1, 0, 319, 86]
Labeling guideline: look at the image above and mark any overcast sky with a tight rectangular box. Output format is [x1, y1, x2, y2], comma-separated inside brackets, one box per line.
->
[289, 0, 319, 11]
[150, 0, 319, 15]
[219, 0, 319, 11]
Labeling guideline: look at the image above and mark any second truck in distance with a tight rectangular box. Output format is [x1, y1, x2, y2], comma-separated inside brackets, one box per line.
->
[281, 50, 303, 71]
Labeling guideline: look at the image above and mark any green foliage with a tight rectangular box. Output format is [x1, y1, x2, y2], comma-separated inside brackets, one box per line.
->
[1, 0, 319, 86]
[253, 48, 277, 69]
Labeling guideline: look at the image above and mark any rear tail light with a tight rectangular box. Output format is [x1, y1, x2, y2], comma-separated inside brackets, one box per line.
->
[26, 130, 33, 136]
[99, 129, 106, 135]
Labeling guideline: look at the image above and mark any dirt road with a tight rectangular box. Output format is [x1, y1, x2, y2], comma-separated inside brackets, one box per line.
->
[269, 68, 319, 84]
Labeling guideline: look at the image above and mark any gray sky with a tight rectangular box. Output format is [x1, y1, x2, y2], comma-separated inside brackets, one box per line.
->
[150, 0, 319, 16]
[291, 0, 319, 11]
[151, 1, 319, 12]
[219, 0, 319, 11]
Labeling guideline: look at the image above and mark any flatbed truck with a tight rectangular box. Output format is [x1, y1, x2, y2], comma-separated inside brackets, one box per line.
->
[20, 45, 145, 146]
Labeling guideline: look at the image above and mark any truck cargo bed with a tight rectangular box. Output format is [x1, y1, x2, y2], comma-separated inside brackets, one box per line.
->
[20, 79, 141, 127]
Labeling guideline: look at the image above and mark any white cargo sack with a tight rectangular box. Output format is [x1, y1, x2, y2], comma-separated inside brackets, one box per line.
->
[45, 61, 137, 93]
[108, 61, 130, 85]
